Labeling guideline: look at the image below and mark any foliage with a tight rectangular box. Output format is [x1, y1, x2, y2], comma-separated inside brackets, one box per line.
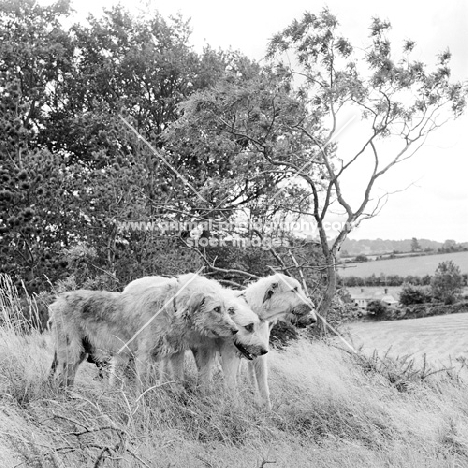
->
[366, 299, 389, 319]
[0, 1, 248, 291]
[355, 349, 465, 392]
[342, 274, 433, 287]
[354, 254, 368, 263]
[411, 237, 421, 252]
[399, 283, 432, 306]
[0, 274, 46, 333]
[431, 261, 463, 305]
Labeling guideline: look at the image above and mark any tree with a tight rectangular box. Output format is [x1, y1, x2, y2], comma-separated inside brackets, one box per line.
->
[442, 239, 457, 251]
[0, 2, 242, 289]
[411, 237, 420, 252]
[399, 283, 432, 305]
[0, 0, 76, 289]
[169, 8, 467, 333]
[366, 300, 389, 320]
[431, 261, 463, 305]
[354, 254, 368, 263]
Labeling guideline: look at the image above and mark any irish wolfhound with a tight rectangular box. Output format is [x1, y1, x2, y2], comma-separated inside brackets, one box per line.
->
[193, 274, 317, 409]
[244, 274, 316, 409]
[50, 276, 238, 387]
[123, 275, 269, 384]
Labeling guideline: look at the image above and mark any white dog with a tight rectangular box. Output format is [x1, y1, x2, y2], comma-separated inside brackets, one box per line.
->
[195, 274, 317, 409]
[50, 275, 238, 387]
[123, 275, 268, 384]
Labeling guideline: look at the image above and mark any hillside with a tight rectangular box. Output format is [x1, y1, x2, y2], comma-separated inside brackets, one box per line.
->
[0, 326, 467, 467]
[338, 250, 468, 277]
[340, 238, 468, 256]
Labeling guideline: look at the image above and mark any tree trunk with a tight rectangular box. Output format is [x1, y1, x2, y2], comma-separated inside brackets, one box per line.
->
[316, 255, 337, 336]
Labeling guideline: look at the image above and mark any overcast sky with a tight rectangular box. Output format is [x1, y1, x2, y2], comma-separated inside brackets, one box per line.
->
[47, 0, 468, 242]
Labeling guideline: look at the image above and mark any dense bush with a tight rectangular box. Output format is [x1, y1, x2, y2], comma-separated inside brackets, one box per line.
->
[399, 283, 432, 306]
[366, 300, 390, 320]
[431, 261, 463, 305]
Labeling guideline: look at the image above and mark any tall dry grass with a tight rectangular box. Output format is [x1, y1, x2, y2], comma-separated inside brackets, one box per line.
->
[0, 279, 467, 467]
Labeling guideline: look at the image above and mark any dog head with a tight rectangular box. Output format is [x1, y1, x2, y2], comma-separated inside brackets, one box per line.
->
[221, 289, 269, 360]
[246, 274, 317, 324]
[188, 291, 239, 338]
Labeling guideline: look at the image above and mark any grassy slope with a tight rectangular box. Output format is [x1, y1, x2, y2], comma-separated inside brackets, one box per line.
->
[0, 327, 467, 468]
[338, 250, 468, 277]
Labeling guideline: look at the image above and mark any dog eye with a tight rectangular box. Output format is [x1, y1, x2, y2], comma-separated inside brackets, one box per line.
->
[213, 306, 221, 313]
[293, 286, 298, 292]
[245, 323, 255, 333]
[228, 307, 235, 315]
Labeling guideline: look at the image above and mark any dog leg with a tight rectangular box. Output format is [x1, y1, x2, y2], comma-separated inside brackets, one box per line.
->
[169, 351, 185, 381]
[57, 350, 86, 387]
[192, 347, 215, 390]
[108, 354, 131, 386]
[55, 335, 86, 387]
[159, 357, 171, 383]
[219, 342, 241, 391]
[251, 355, 272, 410]
[135, 351, 150, 388]
[247, 360, 258, 392]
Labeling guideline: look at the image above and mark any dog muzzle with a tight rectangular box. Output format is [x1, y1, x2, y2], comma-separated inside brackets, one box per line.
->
[291, 303, 313, 317]
[234, 341, 254, 360]
[233, 340, 268, 360]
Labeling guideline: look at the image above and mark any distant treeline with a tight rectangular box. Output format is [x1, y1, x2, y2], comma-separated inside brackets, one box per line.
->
[339, 274, 468, 287]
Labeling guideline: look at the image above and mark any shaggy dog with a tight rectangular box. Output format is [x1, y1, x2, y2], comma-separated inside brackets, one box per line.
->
[123, 275, 269, 383]
[50, 276, 238, 387]
[193, 274, 317, 409]
[125, 273, 316, 409]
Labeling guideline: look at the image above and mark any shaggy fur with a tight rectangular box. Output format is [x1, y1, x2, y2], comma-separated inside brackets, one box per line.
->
[123, 275, 268, 383]
[194, 274, 317, 409]
[187, 287, 269, 387]
[244, 274, 316, 409]
[50, 276, 238, 387]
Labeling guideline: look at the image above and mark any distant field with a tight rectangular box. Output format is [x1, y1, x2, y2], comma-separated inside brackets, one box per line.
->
[338, 251, 468, 277]
[341, 313, 468, 369]
[347, 286, 402, 296]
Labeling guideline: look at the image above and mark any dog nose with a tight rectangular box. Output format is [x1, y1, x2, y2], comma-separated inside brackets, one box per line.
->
[260, 349, 268, 355]
[231, 328, 238, 335]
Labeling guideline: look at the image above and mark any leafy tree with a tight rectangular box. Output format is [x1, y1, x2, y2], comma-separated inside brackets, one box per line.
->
[411, 237, 420, 252]
[366, 300, 389, 319]
[442, 239, 457, 251]
[0, 0, 75, 289]
[431, 261, 463, 305]
[354, 254, 368, 263]
[399, 283, 432, 306]
[169, 8, 467, 333]
[0, 2, 239, 289]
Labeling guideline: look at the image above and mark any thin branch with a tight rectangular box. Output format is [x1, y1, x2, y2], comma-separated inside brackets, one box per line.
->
[288, 250, 309, 295]
[178, 237, 260, 279]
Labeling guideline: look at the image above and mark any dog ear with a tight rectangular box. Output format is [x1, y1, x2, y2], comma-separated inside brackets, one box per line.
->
[263, 282, 279, 303]
[188, 292, 205, 313]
